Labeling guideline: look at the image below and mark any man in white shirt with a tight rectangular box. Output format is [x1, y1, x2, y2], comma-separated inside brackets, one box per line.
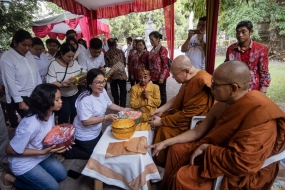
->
[66, 29, 86, 55]
[45, 38, 60, 63]
[30, 37, 49, 83]
[181, 16, 207, 70]
[114, 38, 123, 50]
[102, 36, 109, 52]
[78, 38, 105, 72]
[125, 37, 133, 63]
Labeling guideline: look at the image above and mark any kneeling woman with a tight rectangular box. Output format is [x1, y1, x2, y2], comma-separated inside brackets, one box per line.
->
[64, 69, 132, 159]
[3, 84, 67, 190]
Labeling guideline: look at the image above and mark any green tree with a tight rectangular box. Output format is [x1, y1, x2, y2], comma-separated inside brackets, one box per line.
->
[0, 0, 64, 50]
[0, 0, 39, 50]
[108, 0, 190, 42]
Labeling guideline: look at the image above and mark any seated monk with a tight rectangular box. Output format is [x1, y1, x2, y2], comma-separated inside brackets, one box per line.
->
[147, 60, 285, 190]
[130, 68, 161, 130]
[148, 55, 214, 163]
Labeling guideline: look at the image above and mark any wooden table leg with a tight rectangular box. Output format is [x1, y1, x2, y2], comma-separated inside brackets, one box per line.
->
[147, 180, 151, 190]
[94, 179, 103, 190]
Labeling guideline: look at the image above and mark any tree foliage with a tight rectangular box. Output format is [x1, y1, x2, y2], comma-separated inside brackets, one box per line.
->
[108, 0, 190, 42]
[0, 0, 64, 50]
[0, 0, 38, 49]
[183, 0, 285, 38]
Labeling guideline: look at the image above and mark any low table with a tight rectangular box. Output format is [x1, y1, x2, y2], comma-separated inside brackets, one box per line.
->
[82, 126, 161, 190]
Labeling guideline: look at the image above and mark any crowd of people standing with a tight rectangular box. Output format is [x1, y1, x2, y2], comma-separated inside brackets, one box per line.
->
[0, 16, 280, 190]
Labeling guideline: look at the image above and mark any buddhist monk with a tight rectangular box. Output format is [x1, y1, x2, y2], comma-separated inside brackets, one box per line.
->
[148, 55, 214, 163]
[130, 68, 161, 130]
[147, 60, 285, 190]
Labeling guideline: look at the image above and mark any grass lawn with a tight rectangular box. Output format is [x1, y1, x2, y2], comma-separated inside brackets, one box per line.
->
[214, 56, 285, 105]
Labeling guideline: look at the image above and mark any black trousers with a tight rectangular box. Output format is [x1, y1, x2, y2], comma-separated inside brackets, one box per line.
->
[153, 79, 167, 107]
[128, 71, 135, 87]
[63, 132, 103, 160]
[8, 96, 30, 126]
[110, 79, 127, 107]
[58, 91, 80, 124]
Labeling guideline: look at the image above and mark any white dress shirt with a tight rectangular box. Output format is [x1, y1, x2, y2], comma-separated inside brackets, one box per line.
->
[32, 52, 49, 83]
[46, 52, 56, 64]
[0, 49, 42, 103]
[78, 50, 105, 72]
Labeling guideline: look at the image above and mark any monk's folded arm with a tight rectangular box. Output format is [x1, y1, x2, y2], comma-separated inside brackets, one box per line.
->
[146, 86, 161, 108]
[201, 120, 277, 179]
[161, 101, 207, 127]
[130, 90, 145, 109]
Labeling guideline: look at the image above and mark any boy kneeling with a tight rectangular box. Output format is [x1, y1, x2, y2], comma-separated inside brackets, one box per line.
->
[130, 69, 161, 130]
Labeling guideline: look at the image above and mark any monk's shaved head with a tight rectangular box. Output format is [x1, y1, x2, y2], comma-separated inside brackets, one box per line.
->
[214, 61, 250, 90]
[172, 55, 193, 70]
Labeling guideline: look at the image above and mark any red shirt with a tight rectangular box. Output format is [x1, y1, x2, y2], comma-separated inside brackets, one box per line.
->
[225, 40, 271, 93]
[148, 44, 170, 81]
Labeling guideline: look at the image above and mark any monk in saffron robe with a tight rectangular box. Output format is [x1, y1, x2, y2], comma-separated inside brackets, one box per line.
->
[149, 55, 214, 163]
[130, 68, 161, 130]
[147, 60, 285, 190]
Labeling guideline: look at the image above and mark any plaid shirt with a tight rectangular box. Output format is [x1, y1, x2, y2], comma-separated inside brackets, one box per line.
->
[104, 47, 127, 81]
[225, 40, 271, 93]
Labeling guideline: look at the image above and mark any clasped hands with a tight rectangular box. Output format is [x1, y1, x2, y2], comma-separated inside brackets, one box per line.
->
[141, 89, 148, 100]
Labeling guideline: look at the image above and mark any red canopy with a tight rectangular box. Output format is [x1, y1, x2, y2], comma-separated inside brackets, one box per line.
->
[47, 0, 176, 59]
[46, 0, 219, 73]
[32, 12, 110, 47]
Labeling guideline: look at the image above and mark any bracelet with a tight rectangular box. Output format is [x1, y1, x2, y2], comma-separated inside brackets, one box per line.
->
[103, 115, 106, 123]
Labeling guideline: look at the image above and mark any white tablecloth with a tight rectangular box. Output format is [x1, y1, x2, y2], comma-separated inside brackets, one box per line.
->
[82, 126, 161, 190]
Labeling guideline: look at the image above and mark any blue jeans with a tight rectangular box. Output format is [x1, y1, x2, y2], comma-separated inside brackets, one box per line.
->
[13, 155, 67, 190]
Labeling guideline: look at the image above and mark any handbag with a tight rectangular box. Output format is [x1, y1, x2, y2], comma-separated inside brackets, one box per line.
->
[159, 47, 172, 68]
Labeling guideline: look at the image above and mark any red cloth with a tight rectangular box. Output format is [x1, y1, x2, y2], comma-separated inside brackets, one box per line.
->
[225, 41, 271, 92]
[163, 3, 175, 60]
[79, 16, 91, 47]
[32, 24, 54, 38]
[47, 0, 176, 56]
[205, 0, 219, 74]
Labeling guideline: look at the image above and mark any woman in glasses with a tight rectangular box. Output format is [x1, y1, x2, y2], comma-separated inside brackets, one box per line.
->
[63, 68, 132, 159]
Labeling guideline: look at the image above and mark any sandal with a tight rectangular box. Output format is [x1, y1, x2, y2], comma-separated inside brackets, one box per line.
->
[0, 171, 13, 190]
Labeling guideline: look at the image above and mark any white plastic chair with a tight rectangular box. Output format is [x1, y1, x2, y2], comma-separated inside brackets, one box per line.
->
[212, 142, 285, 190]
[190, 116, 285, 190]
[190, 116, 206, 129]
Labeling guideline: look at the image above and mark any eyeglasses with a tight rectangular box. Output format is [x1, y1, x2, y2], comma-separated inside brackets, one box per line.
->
[171, 69, 185, 78]
[92, 80, 106, 86]
[211, 80, 241, 90]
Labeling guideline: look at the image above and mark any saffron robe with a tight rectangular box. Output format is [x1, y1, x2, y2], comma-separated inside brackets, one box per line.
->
[130, 82, 161, 131]
[153, 70, 214, 163]
[162, 91, 285, 190]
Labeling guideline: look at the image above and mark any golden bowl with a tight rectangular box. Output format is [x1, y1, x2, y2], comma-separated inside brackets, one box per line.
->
[112, 119, 136, 140]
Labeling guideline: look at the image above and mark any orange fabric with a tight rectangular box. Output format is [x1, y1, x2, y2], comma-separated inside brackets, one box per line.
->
[106, 137, 147, 158]
[153, 70, 214, 163]
[162, 91, 285, 190]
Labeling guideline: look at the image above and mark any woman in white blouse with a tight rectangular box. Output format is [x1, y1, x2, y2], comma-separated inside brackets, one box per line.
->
[3, 84, 67, 190]
[46, 42, 81, 124]
[0, 29, 42, 120]
[64, 68, 132, 159]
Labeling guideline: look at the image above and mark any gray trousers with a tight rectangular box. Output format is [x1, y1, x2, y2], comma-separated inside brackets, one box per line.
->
[0, 104, 8, 171]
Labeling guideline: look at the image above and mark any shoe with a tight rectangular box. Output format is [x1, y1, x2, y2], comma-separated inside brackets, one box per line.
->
[0, 171, 13, 190]
[151, 166, 165, 183]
